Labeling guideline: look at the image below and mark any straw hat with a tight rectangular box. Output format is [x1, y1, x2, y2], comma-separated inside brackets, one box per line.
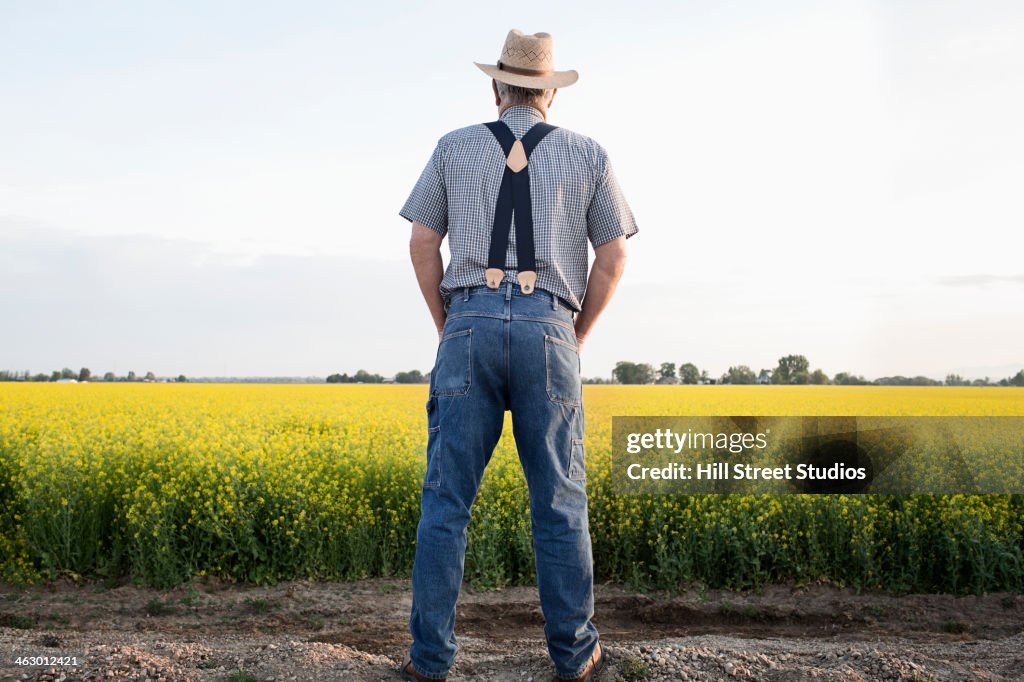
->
[474, 29, 579, 89]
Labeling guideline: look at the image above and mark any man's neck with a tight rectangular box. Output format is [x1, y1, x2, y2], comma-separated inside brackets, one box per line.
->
[499, 102, 547, 121]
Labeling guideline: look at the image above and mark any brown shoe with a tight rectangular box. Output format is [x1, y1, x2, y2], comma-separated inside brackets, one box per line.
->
[400, 654, 446, 682]
[556, 641, 606, 681]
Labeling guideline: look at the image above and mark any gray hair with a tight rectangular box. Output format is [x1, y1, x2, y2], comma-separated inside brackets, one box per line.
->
[495, 79, 552, 104]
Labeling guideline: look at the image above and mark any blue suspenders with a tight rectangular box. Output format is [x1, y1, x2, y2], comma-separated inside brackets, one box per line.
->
[482, 119, 558, 294]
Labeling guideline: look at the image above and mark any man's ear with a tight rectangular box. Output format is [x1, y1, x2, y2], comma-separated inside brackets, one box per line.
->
[492, 79, 501, 106]
[548, 88, 558, 108]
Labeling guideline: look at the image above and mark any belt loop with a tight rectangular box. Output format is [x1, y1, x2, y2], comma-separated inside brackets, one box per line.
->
[463, 286, 469, 302]
[551, 291, 557, 310]
[505, 280, 513, 301]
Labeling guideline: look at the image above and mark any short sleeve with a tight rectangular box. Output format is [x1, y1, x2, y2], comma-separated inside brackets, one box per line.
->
[399, 139, 449, 237]
[587, 149, 639, 248]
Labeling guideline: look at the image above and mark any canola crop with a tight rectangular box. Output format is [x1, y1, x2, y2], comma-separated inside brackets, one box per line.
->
[1, 383, 1022, 593]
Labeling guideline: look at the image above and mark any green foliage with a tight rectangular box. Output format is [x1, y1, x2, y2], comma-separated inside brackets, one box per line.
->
[773, 355, 810, 384]
[227, 671, 257, 682]
[2, 384, 1022, 595]
[617, 655, 652, 681]
[678, 363, 701, 385]
[724, 366, 756, 385]
[613, 361, 655, 385]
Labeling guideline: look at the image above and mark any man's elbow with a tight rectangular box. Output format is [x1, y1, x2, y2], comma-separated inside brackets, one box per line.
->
[409, 222, 443, 260]
[594, 236, 628, 277]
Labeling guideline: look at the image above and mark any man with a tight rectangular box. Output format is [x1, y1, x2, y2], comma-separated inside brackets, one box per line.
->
[398, 29, 638, 682]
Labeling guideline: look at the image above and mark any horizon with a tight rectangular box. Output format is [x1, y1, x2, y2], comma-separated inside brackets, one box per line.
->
[6, 362, 1023, 385]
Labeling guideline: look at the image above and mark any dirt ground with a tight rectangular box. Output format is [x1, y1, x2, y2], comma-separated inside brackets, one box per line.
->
[1, 576, 1022, 681]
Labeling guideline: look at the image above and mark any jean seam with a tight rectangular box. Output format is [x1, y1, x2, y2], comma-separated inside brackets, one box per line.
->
[424, 423, 442, 489]
[411, 662, 449, 680]
[512, 314, 575, 333]
[545, 334, 579, 352]
[446, 311, 506, 323]
[569, 439, 586, 481]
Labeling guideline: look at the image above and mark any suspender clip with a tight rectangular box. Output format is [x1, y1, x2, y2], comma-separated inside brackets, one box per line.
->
[517, 270, 536, 294]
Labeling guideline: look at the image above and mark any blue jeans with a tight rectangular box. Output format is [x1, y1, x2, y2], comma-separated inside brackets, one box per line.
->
[408, 282, 599, 680]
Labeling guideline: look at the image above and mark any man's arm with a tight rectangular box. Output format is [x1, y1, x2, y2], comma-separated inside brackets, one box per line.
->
[409, 221, 447, 340]
[574, 235, 628, 351]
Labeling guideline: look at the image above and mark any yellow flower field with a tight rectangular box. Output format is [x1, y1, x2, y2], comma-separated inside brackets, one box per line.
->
[1, 383, 1022, 593]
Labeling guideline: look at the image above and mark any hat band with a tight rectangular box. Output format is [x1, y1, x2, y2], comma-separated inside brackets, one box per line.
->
[497, 60, 554, 77]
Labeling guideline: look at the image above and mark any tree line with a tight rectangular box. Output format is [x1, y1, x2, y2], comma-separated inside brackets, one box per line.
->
[0, 368, 187, 383]
[326, 369, 430, 384]
[4, 358, 1023, 387]
[602, 355, 1024, 387]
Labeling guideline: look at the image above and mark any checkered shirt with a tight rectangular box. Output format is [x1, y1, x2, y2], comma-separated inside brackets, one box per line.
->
[399, 104, 638, 312]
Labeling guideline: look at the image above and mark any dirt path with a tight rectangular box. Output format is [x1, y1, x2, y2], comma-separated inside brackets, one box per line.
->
[1, 577, 1022, 680]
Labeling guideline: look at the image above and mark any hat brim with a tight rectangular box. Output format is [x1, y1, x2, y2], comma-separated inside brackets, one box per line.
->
[474, 62, 578, 89]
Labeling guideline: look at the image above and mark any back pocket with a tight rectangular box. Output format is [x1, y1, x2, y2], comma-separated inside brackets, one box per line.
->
[431, 329, 472, 396]
[544, 334, 581, 406]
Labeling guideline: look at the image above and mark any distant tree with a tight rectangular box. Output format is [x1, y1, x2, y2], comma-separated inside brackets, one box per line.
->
[657, 363, 678, 384]
[326, 373, 343, 384]
[103, 371, 116, 382]
[772, 355, 810, 384]
[144, 371, 156, 382]
[1010, 370, 1024, 387]
[60, 367, 75, 379]
[612, 361, 655, 385]
[723, 365, 755, 384]
[833, 372, 868, 385]
[354, 369, 384, 384]
[809, 369, 830, 385]
[699, 370, 710, 384]
[678, 363, 700, 385]
[127, 371, 137, 382]
[875, 375, 941, 386]
[945, 373, 968, 386]
[176, 375, 188, 383]
[50, 370, 60, 381]
[78, 367, 91, 382]
[395, 369, 425, 384]
[971, 377, 991, 386]
[32, 373, 48, 382]
[757, 368, 772, 384]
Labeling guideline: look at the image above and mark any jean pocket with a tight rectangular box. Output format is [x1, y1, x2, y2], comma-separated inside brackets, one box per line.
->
[431, 328, 472, 396]
[544, 334, 581, 406]
[569, 438, 586, 481]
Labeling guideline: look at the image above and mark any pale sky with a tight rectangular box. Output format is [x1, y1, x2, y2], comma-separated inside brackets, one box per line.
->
[1, 0, 1022, 380]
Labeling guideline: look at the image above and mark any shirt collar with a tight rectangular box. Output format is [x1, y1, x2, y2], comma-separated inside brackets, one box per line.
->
[499, 104, 546, 137]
